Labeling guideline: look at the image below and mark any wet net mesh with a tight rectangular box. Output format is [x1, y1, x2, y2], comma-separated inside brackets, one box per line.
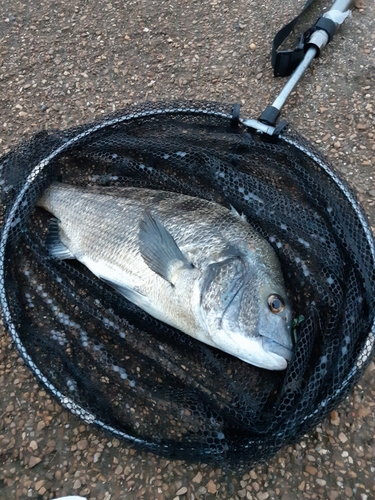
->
[1, 100, 374, 466]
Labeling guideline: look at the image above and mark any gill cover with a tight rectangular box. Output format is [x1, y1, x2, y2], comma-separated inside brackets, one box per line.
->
[200, 249, 252, 336]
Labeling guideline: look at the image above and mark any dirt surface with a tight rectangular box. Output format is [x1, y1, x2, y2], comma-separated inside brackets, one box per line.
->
[1, 0, 374, 499]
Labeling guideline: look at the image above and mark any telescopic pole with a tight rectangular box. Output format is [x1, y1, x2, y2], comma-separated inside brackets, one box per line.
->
[243, 0, 353, 135]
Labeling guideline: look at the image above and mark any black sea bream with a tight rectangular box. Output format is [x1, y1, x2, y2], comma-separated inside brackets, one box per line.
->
[38, 183, 293, 370]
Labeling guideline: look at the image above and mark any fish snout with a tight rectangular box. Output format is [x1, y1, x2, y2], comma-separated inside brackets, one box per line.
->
[214, 331, 292, 370]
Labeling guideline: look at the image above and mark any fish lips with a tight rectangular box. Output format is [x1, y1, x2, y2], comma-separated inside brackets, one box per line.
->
[262, 336, 293, 362]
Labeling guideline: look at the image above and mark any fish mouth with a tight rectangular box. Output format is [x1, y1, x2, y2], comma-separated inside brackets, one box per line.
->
[218, 332, 292, 370]
[262, 337, 293, 362]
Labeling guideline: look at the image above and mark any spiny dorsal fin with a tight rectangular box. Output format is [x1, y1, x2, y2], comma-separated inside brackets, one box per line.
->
[229, 205, 247, 222]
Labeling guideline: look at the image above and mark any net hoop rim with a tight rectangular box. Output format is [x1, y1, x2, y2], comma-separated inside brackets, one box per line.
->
[1, 102, 375, 453]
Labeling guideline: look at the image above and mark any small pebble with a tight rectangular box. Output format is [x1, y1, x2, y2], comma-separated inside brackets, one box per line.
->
[73, 479, 82, 490]
[29, 440, 38, 451]
[76, 439, 88, 450]
[206, 480, 217, 494]
[338, 432, 348, 443]
[114, 465, 123, 475]
[305, 465, 318, 475]
[329, 492, 340, 500]
[345, 486, 353, 497]
[28, 456, 42, 468]
[35, 479, 45, 491]
[192, 472, 202, 483]
[37, 421, 46, 431]
[175, 486, 187, 495]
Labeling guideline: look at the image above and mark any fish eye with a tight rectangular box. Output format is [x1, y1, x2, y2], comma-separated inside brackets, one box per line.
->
[268, 294, 285, 314]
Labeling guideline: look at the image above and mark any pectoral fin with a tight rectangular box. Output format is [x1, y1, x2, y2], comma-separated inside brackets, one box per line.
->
[139, 211, 193, 285]
[45, 218, 75, 260]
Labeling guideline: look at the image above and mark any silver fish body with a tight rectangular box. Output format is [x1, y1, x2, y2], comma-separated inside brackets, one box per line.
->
[37, 182, 293, 370]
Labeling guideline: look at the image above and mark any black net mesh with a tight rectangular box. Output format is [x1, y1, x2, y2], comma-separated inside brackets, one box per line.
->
[1, 100, 374, 466]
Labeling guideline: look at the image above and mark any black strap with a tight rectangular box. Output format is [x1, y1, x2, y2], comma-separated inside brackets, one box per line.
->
[272, 0, 316, 77]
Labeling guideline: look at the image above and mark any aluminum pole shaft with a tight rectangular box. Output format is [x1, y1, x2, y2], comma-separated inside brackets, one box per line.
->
[330, 0, 352, 12]
[271, 46, 320, 112]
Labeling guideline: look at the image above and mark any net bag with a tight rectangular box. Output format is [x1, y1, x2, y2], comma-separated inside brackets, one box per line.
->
[1, 101, 374, 466]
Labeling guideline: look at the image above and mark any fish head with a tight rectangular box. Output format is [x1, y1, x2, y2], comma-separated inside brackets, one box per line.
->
[200, 250, 293, 370]
[234, 282, 293, 369]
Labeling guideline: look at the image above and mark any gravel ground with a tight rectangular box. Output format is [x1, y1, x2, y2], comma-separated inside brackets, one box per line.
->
[1, 0, 374, 499]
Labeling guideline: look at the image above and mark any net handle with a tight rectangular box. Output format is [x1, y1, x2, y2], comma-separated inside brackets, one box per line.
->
[258, 0, 353, 129]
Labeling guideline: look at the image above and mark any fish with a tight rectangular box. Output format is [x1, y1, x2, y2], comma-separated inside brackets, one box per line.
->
[37, 182, 293, 370]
